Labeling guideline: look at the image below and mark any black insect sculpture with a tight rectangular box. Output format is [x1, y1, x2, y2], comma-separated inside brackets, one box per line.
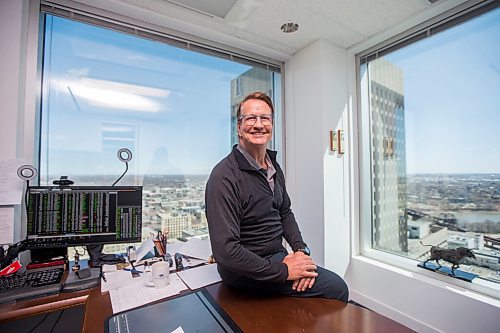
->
[421, 242, 476, 275]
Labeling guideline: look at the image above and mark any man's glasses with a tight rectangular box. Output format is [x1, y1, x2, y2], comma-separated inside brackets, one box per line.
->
[238, 114, 274, 126]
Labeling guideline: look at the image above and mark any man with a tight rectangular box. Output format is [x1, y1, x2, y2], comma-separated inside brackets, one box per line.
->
[205, 92, 348, 301]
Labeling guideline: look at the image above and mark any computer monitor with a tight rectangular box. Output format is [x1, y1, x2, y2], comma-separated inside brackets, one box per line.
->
[25, 186, 142, 264]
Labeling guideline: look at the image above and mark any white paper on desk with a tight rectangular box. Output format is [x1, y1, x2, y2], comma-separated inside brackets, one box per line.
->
[182, 257, 207, 268]
[0, 207, 15, 244]
[109, 274, 188, 313]
[102, 264, 118, 273]
[177, 264, 221, 290]
[0, 159, 26, 205]
[135, 238, 154, 262]
[165, 240, 184, 254]
[101, 269, 144, 292]
[176, 238, 212, 260]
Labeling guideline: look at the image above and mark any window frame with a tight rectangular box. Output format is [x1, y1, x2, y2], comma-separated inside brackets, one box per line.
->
[36, 1, 285, 168]
[31, 2, 286, 251]
[355, 0, 500, 300]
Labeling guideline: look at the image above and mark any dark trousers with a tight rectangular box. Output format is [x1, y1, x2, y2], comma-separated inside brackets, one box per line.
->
[222, 251, 349, 302]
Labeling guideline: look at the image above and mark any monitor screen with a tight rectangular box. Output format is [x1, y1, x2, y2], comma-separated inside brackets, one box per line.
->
[26, 186, 142, 248]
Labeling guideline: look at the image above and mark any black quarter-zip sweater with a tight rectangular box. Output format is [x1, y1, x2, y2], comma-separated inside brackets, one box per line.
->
[205, 145, 306, 284]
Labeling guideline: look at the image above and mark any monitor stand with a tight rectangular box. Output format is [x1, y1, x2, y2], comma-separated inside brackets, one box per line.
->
[86, 244, 126, 267]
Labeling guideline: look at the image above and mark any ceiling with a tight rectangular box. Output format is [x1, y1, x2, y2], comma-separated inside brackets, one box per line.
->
[114, 0, 437, 57]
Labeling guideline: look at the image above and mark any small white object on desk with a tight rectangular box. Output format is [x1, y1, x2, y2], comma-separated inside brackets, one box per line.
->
[152, 261, 169, 288]
[143, 262, 154, 287]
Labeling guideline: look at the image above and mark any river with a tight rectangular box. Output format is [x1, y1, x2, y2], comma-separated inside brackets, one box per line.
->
[452, 211, 500, 223]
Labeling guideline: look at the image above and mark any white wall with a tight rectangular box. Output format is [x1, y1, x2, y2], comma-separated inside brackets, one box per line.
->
[0, 0, 39, 243]
[284, 39, 350, 274]
[0, 0, 38, 162]
[0, 0, 25, 159]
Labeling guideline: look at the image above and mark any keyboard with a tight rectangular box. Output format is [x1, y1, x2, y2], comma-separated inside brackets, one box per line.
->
[0, 268, 64, 304]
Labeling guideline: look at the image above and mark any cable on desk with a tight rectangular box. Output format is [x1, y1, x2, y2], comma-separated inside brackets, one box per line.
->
[50, 309, 65, 333]
[27, 312, 51, 333]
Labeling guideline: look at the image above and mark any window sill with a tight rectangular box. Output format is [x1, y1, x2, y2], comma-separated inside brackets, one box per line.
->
[351, 252, 500, 305]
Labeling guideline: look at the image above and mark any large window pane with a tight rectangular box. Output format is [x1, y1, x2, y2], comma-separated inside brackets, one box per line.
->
[361, 8, 500, 286]
[38, 15, 281, 253]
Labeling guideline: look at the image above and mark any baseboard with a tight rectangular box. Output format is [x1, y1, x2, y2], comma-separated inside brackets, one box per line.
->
[350, 290, 441, 333]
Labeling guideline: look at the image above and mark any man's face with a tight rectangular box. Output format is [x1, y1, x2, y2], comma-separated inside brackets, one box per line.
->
[237, 99, 273, 148]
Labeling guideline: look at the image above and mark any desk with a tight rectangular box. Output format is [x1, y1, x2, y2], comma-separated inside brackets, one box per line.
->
[205, 284, 413, 333]
[1, 283, 413, 333]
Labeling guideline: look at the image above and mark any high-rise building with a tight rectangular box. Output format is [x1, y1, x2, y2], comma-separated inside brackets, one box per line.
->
[369, 58, 407, 253]
[158, 213, 191, 240]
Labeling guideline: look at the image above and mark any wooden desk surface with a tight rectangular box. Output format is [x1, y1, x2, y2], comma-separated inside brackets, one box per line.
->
[0, 289, 90, 322]
[1, 282, 413, 333]
[82, 287, 112, 333]
[205, 283, 414, 333]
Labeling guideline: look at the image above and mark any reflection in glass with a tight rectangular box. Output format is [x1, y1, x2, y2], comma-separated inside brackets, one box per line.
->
[38, 15, 281, 255]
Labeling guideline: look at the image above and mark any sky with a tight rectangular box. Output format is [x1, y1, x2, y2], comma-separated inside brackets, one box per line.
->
[384, 8, 500, 174]
[39, 8, 499, 179]
[40, 15, 257, 178]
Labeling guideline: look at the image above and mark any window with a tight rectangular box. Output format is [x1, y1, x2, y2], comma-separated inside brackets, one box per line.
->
[359, 3, 500, 293]
[37, 12, 282, 253]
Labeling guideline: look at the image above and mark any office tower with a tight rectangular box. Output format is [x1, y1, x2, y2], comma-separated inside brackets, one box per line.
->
[369, 58, 408, 253]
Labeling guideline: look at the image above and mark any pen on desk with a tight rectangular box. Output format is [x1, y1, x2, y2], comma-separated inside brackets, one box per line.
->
[100, 271, 107, 283]
[162, 228, 169, 256]
[162, 236, 167, 256]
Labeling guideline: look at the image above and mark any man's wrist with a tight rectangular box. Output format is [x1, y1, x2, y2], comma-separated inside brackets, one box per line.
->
[296, 246, 311, 256]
